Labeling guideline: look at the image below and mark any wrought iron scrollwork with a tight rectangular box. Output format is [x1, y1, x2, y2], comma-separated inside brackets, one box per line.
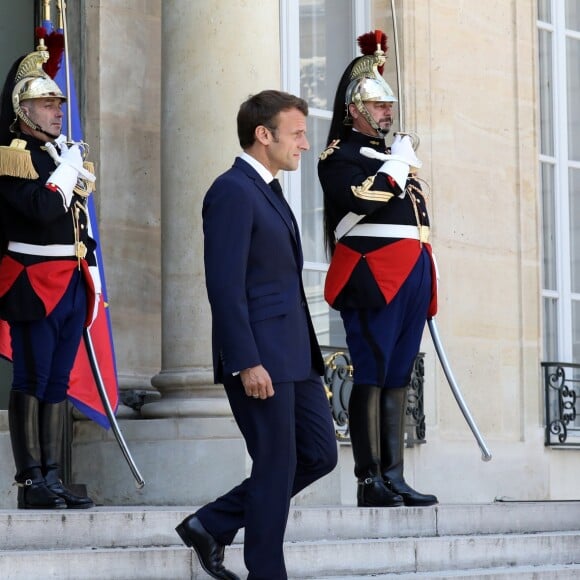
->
[322, 348, 426, 445]
[542, 362, 580, 447]
[323, 350, 353, 441]
[405, 354, 426, 446]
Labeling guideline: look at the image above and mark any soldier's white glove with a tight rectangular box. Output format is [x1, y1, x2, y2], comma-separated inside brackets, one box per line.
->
[377, 134, 422, 191]
[45, 141, 96, 182]
[390, 134, 422, 167]
[46, 144, 84, 208]
[54, 134, 68, 148]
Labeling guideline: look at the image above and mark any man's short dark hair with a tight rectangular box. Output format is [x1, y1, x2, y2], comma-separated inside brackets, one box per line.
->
[237, 90, 308, 149]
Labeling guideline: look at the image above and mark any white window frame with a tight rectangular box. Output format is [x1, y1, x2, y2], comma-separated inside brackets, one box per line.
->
[539, 1, 580, 361]
[280, 0, 371, 276]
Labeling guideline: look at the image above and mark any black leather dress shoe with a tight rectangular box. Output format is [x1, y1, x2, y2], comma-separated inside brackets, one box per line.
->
[175, 514, 240, 580]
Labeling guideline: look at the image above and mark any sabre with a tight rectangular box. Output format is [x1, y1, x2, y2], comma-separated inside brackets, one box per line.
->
[54, 0, 145, 486]
[388, 0, 491, 461]
[84, 329, 145, 487]
[427, 320, 492, 461]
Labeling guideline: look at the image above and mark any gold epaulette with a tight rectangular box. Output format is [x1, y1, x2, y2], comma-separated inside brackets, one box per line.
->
[0, 139, 39, 179]
[319, 139, 341, 161]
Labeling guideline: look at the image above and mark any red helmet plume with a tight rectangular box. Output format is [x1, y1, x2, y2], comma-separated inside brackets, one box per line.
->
[35, 26, 64, 79]
[357, 30, 388, 75]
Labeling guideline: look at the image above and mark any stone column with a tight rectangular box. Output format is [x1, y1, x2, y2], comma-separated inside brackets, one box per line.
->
[144, 0, 281, 417]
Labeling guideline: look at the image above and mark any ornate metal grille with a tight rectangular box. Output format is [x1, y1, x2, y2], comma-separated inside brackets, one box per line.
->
[322, 347, 426, 446]
[542, 362, 580, 447]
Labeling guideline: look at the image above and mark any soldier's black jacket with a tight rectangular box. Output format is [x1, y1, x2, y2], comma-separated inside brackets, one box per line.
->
[318, 130, 437, 314]
[0, 134, 96, 322]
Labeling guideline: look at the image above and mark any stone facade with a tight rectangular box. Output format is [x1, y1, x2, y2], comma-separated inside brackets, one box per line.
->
[1, 0, 577, 508]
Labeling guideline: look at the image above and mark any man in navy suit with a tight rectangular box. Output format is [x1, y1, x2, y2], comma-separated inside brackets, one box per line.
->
[176, 90, 338, 580]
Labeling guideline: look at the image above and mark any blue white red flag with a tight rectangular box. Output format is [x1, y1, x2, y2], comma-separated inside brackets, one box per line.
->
[50, 25, 120, 428]
[49, 23, 121, 428]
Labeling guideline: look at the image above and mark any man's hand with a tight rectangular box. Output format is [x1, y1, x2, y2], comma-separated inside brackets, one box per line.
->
[45, 141, 96, 182]
[390, 134, 422, 168]
[240, 365, 275, 399]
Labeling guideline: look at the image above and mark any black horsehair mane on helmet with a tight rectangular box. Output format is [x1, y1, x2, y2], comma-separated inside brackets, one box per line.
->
[0, 31, 64, 147]
[0, 57, 25, 146]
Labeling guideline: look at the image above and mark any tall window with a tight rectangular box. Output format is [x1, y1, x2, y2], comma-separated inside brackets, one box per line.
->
[281, 0, 371, 346]
[538, 0, 580, 361]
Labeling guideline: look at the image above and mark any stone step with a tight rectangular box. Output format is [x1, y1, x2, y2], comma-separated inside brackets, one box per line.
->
[2, 501, 580, 550]
[0, 503, 579, 579]
[1, 530, 580, 579]
[317, 564, 580, 579]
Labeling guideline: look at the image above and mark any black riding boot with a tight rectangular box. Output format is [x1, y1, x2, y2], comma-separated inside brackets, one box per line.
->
[8, 391, 66, 509]
[40, 401, 94, 509]
[349, 384, 403, 507]
[380, 387, 438, 507]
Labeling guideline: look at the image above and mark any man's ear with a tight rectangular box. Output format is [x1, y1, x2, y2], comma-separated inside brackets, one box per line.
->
[347, 103, 359, 120]
[254, 125, 271, 146]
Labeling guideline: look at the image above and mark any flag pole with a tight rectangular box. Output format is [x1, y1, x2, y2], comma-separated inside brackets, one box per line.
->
[56, 0, 72, 140]
[56, 0, 145, 486]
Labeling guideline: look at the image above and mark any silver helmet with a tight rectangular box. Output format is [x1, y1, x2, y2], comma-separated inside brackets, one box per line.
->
[11, 40, 66, 134]
[345, 32, 397, 136]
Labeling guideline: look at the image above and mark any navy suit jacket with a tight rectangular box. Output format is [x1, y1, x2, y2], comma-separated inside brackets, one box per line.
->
[203, 157, 324, 384]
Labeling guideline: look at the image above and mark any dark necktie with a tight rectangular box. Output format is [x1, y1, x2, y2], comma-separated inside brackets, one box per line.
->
[270, 178, 284, 198]
[270, 179, 298, 239]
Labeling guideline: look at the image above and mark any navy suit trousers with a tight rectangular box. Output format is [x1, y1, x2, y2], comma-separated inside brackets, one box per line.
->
[197, 369, 338, 580]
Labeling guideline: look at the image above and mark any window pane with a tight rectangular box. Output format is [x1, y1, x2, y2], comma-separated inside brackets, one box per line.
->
[538, 0, 551, 23]
[573, 300, 580, 360]
[300, 0, 352, 110]
[566, 0, 580, 31]
[539, 29, 554, 157]
[301, 116, 330, 264]
[567, 37, 580, 161]
[542, 162, 557, 290]
[570, 168, 580, 292]
[304, 270, 347, 347]
[543, 297, 558, 360]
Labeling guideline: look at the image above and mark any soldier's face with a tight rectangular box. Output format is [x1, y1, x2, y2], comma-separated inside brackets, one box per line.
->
[20, 97, 64, 140]
[350, 101, 394, 135]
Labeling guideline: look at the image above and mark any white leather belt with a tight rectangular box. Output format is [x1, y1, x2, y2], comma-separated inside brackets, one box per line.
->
[8, 241, 77, 257]
[334, 212, 365, 241]
[343, 224, 430, 243]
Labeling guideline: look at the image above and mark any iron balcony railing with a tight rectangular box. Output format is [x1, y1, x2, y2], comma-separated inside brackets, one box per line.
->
[322, 347, 426, 447]
[542, 361, 580, 447]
